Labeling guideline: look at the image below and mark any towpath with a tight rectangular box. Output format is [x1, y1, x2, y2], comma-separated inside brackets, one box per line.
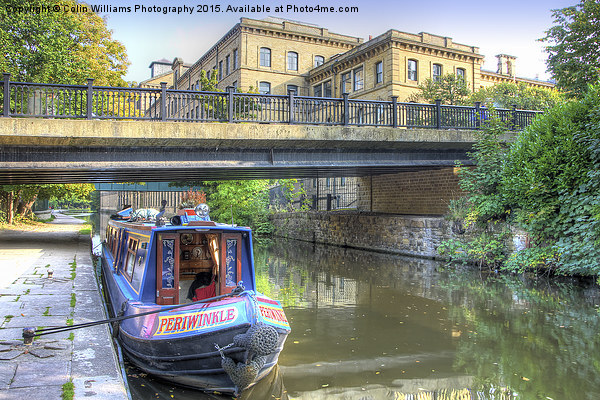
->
[0, 213, 129, 399]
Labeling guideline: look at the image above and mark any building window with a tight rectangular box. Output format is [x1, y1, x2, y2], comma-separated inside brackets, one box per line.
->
[324, 80, 332, 97]
[287, 85, 298, 94]
[259, 81, 271, 94]
[375, 61, 383, 84]
[314, 84, 322, 97]
[260, 47, 271, 67]
[353, 66, 364, 91]
[314, 55, 324, 67]
[288, 51, 298, 71]
[433, 64, 442, 81]
[341, 72, 351, 93]
[408, 59, 417, 81]
[225, 55, 230, 76]
[218, 61, 223, 80]
[233, 49, 238, 70]
[456, 67, 466, 80]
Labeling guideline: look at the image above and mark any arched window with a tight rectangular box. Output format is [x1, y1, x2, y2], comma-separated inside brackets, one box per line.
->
[288, 51, 298, 71]
[433, 64, 443, 81]
[314, 55, 325, 67]
[456, 67, 466, 80]
[260, 48, 271, 67]
[408, 59, 418, 81]
[259, 81, 271, 94]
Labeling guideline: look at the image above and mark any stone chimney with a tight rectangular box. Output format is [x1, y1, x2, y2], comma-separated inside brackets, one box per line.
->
[496, 54, 517, 77]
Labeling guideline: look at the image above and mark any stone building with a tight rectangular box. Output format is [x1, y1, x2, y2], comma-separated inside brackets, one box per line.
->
[146, 17, 554, 100]
[163, 17, 362, 96]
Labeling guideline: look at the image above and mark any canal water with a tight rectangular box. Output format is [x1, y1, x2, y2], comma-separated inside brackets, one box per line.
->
[122, 236, 600, 400]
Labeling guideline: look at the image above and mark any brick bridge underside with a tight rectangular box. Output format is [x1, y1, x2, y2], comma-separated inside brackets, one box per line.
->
[0, 118, 487, 184]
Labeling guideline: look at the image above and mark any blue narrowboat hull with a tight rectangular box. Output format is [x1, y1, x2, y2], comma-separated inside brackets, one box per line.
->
[100, 218, 290, 394]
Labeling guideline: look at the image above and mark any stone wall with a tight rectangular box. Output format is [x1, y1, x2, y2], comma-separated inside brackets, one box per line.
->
[270, 211, 454, 259]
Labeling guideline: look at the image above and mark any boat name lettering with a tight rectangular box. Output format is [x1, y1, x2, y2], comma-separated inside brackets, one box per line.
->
[259, 304, 289, 327]
[154, 306, 238, 336]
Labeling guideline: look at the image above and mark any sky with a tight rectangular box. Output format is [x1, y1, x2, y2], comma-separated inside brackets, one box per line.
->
[82, 0, 576, 84]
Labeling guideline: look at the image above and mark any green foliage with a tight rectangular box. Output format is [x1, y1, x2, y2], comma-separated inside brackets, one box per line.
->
[468, 82, 565, 111]
[441, 85, 600, 275]
[502, 85, 600, 274]
[540, 0, 600, 98]
[458, 116, 512, 226]
[61, 380, 74, 400]
[406, 73, 470, 105]
[192, 180, 274, 235]
[0, 0, 129, 85]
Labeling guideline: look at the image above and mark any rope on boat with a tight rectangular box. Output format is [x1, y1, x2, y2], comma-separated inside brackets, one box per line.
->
[22, 282, 247, 344]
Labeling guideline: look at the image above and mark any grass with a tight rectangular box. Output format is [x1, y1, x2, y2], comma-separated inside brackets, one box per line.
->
[70, 293, 76, 308]
[43, 307, 50, 316]
[78, 224, 92, 235]
[70, 257, 77, 281]
[61, 380, 74, 400]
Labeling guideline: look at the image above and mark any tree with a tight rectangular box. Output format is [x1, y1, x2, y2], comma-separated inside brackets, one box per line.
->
[468, 82, 564, 111]
[406, 73, 470, 105]
[540, 1, 600, 98]
[0, 1, 127, 223]
[0, 184, 95, 223]
[0, 0, 129, 85]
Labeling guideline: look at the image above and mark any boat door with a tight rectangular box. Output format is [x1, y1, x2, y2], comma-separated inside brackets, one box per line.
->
[220, 233, 242, 295]
[156, 233, 180, 305]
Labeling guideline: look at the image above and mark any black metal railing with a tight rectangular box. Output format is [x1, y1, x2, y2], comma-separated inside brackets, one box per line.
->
[0, 74, 542, 130]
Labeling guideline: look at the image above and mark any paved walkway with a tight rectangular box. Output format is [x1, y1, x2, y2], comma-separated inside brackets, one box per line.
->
[0, 213, 129, 399]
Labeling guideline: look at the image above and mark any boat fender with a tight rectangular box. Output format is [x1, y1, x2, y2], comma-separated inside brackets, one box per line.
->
[221, 355, 266, 395]
[233, 322, 278, 356]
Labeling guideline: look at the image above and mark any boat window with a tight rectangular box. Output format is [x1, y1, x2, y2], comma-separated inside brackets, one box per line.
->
[130, 241, 148, 292]
[124, 237, 139, 280]
[224, 238, 238, 286]
[160, 237, 176, 290]
[220, 233, 242, 294]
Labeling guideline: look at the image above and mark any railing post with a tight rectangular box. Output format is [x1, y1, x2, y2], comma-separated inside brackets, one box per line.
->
[391, 96, 398, 128]
[326, 194, 332, 211]
[226, 86, 234, 123]
[160, 82, 167, 121]
[435, 99, 442, 129]
[511, 104, 517, 130]
[2, 73, 10, 117]
[343, 92, 349, 126]
[288, 89, 295, 124]
[474, 101, 481, 129]
[86, 78, 94, 120]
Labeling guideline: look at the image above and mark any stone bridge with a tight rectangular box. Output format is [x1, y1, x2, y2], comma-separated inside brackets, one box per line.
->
[0, 118, 484, 184]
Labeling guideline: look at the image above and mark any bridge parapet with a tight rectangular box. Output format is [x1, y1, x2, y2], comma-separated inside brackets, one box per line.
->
[1, 73, 541, 130]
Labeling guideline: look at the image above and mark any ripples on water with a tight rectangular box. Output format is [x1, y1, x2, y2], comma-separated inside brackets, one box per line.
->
[125, 237, 600, 400]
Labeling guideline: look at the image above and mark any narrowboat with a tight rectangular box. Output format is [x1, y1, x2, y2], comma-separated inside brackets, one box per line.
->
[100, 203, 290, 395]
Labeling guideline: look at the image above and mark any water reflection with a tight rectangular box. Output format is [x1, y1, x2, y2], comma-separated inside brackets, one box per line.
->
[257, 239, 600, 400]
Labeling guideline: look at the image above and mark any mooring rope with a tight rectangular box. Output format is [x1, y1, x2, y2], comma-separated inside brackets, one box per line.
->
[24, 283, 247, 342]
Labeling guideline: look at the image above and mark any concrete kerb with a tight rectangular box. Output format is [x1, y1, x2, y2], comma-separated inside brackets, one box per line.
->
[0, 216, 129, 399]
